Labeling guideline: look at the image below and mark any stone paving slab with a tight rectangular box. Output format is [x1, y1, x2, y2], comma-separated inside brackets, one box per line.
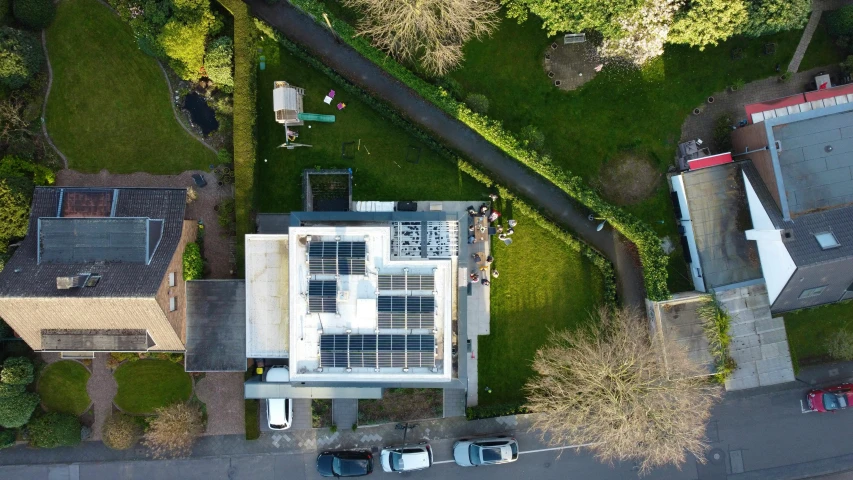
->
[195, 372, 245, 436]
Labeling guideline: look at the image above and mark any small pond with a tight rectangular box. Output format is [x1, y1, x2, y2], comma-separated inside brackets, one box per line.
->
[183, 92, 219, 136]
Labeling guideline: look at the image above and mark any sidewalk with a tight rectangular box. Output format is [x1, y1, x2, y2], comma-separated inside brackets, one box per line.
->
[0, 413, 524, 466]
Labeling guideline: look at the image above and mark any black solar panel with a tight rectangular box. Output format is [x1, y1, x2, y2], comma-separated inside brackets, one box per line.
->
[377, 274, 435, 290]
[308, 280, 336, 313]
[377, 296, 435, 329]
[319, 334, 435, 368]
[308, 242, 366, 275]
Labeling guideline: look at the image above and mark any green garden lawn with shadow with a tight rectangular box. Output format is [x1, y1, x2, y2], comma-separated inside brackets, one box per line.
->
[254, 38, 490, 212]
[37, 361, 91, 415]
[45, 0, 214, 174]
[478, 201, 604, 406]
[114, 360, 192, 414]
[784, 301, 853, 366]
[448, 17, 812, 293]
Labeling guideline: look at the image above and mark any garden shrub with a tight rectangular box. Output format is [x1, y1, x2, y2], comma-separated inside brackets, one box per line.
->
[0, 175, 36, 251]
[465, 93, 489, 114]
[0, 391, 38, 428]
[216, 198, 235, 231]
[828, 4, 853, 37]
[520, 125, 545, 152]
[142, 403, 204, 458]
[713, 115, 733, 152]
[697, 293, 736, 382]
[183, 242, 204, 281]
[12, 0, 55, 30]
[263, 3, 671, 300]
[102, 413, 142, 450]
[1, 356, 34, 385]
[0, 428, 15, 449]
[466, 402, 528, 420]
[0, 155, 55, 186]
[204, 36, 234, 91]
[27, 412, 82, 448]
[0, 383, 24, 398]
[0, 27, 43, 89]
[217, 0, 255, 271]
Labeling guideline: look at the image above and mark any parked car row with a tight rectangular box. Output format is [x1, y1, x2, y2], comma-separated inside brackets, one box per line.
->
[316, 437, 519, 477]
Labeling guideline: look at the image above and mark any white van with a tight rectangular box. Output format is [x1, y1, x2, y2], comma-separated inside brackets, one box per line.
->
[265, 365, 293, 430]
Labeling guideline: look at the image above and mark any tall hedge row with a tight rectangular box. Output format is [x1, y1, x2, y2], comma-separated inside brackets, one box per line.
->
[284, 0, 670, 300]
[217, 0, 256, 275]
[255, 19, 617, 307]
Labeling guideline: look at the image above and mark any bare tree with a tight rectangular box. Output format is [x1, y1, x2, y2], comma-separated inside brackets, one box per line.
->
[343, 0, 500, 76]
[142, 403, 204, 458]
[0, 96, 33, 144]
[524, 307, 721, 475]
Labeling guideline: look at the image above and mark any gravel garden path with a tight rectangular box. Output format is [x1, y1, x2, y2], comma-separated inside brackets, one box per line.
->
[194, 372, 245, 436]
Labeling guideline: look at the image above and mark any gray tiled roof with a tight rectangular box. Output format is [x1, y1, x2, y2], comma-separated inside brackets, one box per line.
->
[742, 161, 853, 266]
[0, 187, 187, 298]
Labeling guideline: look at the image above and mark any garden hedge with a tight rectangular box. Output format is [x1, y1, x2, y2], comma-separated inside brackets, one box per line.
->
[27, 412, 81, 448]
[283, 0, 670, 300]
[217, 0, 256, 275]
[466, 402, 528, 420]
[182, 242, 204, 281]
[257, 20, 617, 306]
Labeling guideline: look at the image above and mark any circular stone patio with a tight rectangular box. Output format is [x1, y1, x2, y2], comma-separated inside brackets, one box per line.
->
[543, 41, 602, 91]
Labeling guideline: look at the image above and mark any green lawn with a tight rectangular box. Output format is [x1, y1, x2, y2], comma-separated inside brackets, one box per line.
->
[254, 38, 489, 212]
[478, 202, 604, 406]
[447, 17, 814, 292]
[799, 17, 848, 71]
[45, 0, 214, 174]
[784, 301, 853, 365]
[113, 360, 192, 414]
[37, 361, 91, 415]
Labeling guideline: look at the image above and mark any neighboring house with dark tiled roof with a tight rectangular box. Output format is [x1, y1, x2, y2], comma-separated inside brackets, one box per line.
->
[0, 187, 197, 353]
[672, 102, 853, 314]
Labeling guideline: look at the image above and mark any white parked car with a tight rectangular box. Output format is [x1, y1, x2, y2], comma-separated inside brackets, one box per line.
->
[264, 365, 293, 430]
[380, 443, 433, 473]
[453, 437, 518, 467]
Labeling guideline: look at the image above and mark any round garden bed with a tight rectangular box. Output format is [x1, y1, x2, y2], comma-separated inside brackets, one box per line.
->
[114, 359, 192, 414]
[37, 360, 92, 415]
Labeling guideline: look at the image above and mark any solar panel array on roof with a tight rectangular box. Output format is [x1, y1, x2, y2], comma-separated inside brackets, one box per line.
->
[308, 241, 367, 275]
[377, 274, 434, 291]
[377, 296, 435, 329]
[319, 334, 435, 368]
[308, 280, 337, 313]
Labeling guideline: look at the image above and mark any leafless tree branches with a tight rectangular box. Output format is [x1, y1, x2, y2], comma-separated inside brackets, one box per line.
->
[343, 0, 500, 76]
[524, 307, 721, 475]
[142, 403, 204, 459]
[0, 96, 34, 144]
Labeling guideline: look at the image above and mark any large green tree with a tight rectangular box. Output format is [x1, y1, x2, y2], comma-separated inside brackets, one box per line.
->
[740, 0, 810, 37]
[0, 27, 43, 89]
[502, 0, 642, 37]
[668, 0, 748, 49]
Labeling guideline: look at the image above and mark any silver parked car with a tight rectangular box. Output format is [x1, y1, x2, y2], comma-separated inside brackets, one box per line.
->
[453, 437, 518, 467]
[380, 443, 433, 472]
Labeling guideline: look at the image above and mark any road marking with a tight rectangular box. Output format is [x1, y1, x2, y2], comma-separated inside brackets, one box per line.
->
[800, 399, 815, 413]
[518, 443, 599, 455]
[433, 442, 598, 464]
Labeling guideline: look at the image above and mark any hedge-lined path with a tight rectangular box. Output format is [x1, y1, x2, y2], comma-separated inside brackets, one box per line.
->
[86, 354, 117, 442]
[245, 0, 645, 308]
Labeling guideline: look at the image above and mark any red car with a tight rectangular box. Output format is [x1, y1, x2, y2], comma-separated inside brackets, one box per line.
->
[807, 384, 853, 412]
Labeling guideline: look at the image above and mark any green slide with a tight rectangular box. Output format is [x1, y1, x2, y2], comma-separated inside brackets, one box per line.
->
[297, 112, 336, 123]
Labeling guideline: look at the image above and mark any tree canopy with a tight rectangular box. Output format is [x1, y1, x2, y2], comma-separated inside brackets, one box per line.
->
[524, 307, 721, 474]
[740, 0, 811, 37]
[668, 0, 748, 49]
[0, 26, 43, 89]
[12, 0, 56, 30]
[204, 36, 233, 90]
[344, 0, 500, 76]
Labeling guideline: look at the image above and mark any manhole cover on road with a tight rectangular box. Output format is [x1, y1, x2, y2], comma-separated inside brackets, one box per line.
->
[708, 448, 725, 464]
